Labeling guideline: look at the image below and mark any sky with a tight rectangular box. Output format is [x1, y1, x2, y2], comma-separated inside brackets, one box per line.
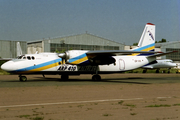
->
[0, 0, 179, 45]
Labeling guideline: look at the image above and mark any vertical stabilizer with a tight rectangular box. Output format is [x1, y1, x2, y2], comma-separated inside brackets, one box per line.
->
[138, 23, 155, 49]
[17, 42, 22, 56]
[131, 23, 155, 56]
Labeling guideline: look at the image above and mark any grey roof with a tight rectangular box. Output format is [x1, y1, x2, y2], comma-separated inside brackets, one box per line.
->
[155, 41, 180, 48]
[27, 33, 124, 45]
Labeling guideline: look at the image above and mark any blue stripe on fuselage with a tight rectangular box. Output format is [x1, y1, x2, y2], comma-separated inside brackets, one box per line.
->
[13, 58, 62, 72]
[68, 53, 87, 63]
[133, 43, 155, 51]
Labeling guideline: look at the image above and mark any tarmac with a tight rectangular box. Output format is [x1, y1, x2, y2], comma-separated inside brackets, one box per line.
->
[0, 73, 180, 120]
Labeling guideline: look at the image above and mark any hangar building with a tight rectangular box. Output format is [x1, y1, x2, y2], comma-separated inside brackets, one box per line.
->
[155, 41, 180, 62]
[0, 40, 27, 58]
[27, 33, 125, 54]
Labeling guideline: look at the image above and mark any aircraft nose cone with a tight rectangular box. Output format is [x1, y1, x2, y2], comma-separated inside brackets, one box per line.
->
[1, 61, 14, 71]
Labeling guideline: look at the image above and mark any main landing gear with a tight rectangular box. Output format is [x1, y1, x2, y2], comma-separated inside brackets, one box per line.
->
[92, 74, 101, 81]
[143, 69, 147, 73]
[92, 66, 101, 81]
[19, 75, 27, 82]
[61, 75, 69, 80]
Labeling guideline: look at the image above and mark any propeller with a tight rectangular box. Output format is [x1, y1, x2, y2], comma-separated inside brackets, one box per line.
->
[59, 53, 66, 58]
[58, 52, 69, 64]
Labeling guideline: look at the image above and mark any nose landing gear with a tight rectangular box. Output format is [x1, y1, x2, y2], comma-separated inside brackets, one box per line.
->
[19, 75, 27, 82]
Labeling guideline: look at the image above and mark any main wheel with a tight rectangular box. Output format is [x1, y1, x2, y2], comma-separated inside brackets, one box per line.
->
[61, 75, 69, 80]
[156, 70, 159, 73]
[143, 69, 147, 73]
[92, 75, 101, 81]
[19, 76, 27, 82]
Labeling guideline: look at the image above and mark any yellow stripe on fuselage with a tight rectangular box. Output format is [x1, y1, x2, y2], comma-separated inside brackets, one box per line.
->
[129, 46, 155, 56]
[70, 56, 88, 65]
[18, 62, 60, 74]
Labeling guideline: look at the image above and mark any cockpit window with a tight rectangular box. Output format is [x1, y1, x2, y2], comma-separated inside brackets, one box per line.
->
[17, 55, 35, 60]
[17, 55, 24, 59]
[27, 56, 31, 60]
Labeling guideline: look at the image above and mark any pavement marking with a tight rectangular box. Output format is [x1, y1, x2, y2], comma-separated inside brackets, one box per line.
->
[0, 96, 172, 108]
[0, 98, 143, 108]
[157, 97, 171, 99]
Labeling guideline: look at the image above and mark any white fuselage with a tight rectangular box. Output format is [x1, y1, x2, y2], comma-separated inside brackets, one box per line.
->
[1, 53, 154, 75]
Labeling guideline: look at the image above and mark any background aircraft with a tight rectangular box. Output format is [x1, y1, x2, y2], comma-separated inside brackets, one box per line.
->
[0, 42, 23, 61]
[1, 23, 175, 81]
[142, 59, 177, 73]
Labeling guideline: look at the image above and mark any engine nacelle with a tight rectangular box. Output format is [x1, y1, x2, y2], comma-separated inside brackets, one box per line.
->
[66, 50, 89, 59]
[59, 50, 89, 65]
[59, 50, 116, 65]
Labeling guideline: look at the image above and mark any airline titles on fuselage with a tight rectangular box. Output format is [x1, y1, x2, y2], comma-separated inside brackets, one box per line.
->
[57, 65, 97, 72]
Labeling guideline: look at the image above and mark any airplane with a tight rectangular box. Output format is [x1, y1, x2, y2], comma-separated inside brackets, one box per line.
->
[1, 23, 176, 82]
[141, 59, 177, 73]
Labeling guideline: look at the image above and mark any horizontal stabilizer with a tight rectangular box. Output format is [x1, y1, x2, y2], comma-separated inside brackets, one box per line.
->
[147, 51, 177, 58]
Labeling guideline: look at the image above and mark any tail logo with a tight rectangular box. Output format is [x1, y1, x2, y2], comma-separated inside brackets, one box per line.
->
[148, 30, 154, 40]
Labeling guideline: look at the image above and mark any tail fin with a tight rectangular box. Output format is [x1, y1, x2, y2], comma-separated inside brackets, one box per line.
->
[17, 42, 22, 56]
[131, 23, 155, 55]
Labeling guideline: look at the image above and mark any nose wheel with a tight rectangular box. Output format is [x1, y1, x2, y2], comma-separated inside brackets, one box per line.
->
[19, 75, 27, 82]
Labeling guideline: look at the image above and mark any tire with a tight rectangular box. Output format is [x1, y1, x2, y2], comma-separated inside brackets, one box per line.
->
[20, 76, 27, 82]
[61, 75, 69, 80]
[92, 75, 101, 81]
[156, 70, 159, 73]
[143, 70, 147, 73]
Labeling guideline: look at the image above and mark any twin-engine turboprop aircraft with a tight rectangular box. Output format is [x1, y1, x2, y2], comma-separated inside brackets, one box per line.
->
[142, 59, 177, 73]
[1, 23, 176, 81]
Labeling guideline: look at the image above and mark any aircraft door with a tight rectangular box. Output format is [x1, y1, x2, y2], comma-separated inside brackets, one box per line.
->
[119, 59, 125, 70]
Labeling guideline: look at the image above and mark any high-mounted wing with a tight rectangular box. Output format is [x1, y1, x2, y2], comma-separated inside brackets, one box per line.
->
[59, 50, 159, 65]
[85, 50, 160, 65]
[59, 50, 177, 66]
[86, 50, 158, 57]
